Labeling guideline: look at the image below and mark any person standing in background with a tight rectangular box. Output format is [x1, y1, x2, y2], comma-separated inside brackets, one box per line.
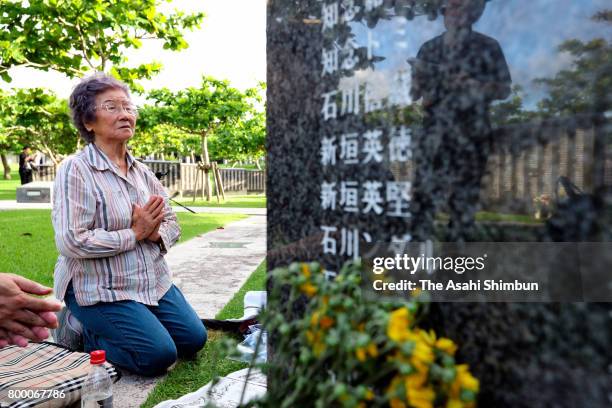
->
[410, 0, 511, 241]
[18, 146, 35, 185]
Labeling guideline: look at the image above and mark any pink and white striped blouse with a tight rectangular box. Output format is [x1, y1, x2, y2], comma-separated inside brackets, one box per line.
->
[52, 143, 180, 306]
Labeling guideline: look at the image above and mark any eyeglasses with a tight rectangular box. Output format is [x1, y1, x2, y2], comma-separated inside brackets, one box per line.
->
[96, 102, 139, 116]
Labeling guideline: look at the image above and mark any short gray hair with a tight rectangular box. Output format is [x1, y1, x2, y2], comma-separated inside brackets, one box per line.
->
[69, 73, 130, 143]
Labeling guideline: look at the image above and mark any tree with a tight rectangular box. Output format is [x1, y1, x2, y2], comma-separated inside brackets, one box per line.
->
[129, 124, 199, 159]
[0, 90, 21, 179]
[0, 88, 77, 169]
[140, 76, 263, 199]
[489, 85, 541, 126]
[534, 10, 611, 116]
[208, 104, 266, 167]
[0, 0, 204, 178]
[0, 0, 204, 91]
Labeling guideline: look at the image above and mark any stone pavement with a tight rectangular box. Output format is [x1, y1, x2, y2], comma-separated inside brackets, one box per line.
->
[0, 199, 266, 216]
[113, 215, 267, 408]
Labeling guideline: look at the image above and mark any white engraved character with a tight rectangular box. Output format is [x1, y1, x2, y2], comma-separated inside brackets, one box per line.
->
[339, 228, 372, 259]
[389, 70, 412, 107]
[340, 181, 359, 212]
[321, 225, 338, 255]
[339, 133, 359, 164]
[321, 46, 339, 76]
[386, 181, 412, 217]
[320, 182, 337, 210]
[339, 227, 359, 258]
[341, 80, 360, 115]
[364, 82, 383, 113]
[362, 181, 384, 214]
[341, 38, 359, 71]
[320, 136, 337, 166]
[362, 129, 383, 163]
[321, 90, 338, 121]
[389, 126, 412, 162]
[321, 2, 339, 32]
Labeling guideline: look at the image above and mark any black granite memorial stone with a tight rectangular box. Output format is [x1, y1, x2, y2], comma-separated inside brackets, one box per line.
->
[267, 0, 611, 406]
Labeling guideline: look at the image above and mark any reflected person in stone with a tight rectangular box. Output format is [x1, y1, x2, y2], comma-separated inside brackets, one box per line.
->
[410, 0, 511, 241]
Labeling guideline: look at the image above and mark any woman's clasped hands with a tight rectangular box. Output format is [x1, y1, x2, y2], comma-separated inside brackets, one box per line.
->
[131, 195, 165, 242]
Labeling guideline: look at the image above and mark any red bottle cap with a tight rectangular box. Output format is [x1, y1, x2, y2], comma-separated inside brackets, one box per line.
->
[90, 350, 106, 365]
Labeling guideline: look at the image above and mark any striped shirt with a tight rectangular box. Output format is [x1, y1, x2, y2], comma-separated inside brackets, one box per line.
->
[52, 143, 180, 306]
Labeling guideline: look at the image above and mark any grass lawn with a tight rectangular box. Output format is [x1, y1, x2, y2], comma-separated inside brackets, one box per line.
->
[435, 211, 542, 225]
[475, 211, 541, 224]
[173, 194, 266, 208]
[141, 261, 267, 408]
[0, 169, 20, 200]
[0, 210, 246, 288]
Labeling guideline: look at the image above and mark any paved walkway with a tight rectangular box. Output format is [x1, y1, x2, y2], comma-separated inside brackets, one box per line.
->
[113, 215, 266, 407]
[0, 200, 266, 216]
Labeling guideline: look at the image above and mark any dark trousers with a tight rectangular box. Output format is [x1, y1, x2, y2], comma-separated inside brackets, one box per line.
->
[411, 116, 490, 242]
[19, 170, 33, 185]
[65, 283, 207, 376]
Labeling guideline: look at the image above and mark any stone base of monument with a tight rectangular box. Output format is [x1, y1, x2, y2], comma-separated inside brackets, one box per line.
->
[16, 181, 54, 203]
[153, 368, 266, 408]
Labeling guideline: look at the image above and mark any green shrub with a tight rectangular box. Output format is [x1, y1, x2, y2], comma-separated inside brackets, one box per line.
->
[228, 261, 479, 408]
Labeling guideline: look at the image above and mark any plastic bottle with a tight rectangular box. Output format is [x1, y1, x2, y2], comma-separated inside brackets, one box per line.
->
[81, 350, 113, 408]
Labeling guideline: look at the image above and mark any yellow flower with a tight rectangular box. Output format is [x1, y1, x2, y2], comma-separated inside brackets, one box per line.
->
[367, 342, 378, 358]
[310, 311, 320, 327]
[405, 371, 428, 390]
[364, 389, 375, 401]
[457, 365, 479, 392]
[412, 340, 434, 365]
[306, 328, 326, 357]
[387, 308, 412, 342]
[446, 399, 464, 408]
[450, 365, 479, 396]
[390, 398, 407, 408]
[435, 338, 458, 356]
[301, 263, 311, 278]
[416, 329, 436, 346]
[356, 347, 367, 362]
[313, 341, 326, 356]
[299, 282, 317, 297]
[321, 295, 330, 306]
[305, 329, 315, 344]
[406, 386, 435, 408]
[356, 341, 378, 362]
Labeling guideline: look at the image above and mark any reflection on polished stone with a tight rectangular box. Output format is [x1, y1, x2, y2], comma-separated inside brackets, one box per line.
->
[267, 1, 611, 406]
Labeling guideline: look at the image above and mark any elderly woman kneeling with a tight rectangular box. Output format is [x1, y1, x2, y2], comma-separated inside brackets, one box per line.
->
[52, 73, 207, 376]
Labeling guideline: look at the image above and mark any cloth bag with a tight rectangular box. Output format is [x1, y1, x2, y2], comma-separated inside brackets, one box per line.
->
[0, 342, 120, 408]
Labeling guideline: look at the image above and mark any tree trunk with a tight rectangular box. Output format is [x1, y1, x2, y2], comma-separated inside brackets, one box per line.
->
[35, 142, 60, 166]
[1, 153, 11, 180]
[201, 133, 212, 201]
